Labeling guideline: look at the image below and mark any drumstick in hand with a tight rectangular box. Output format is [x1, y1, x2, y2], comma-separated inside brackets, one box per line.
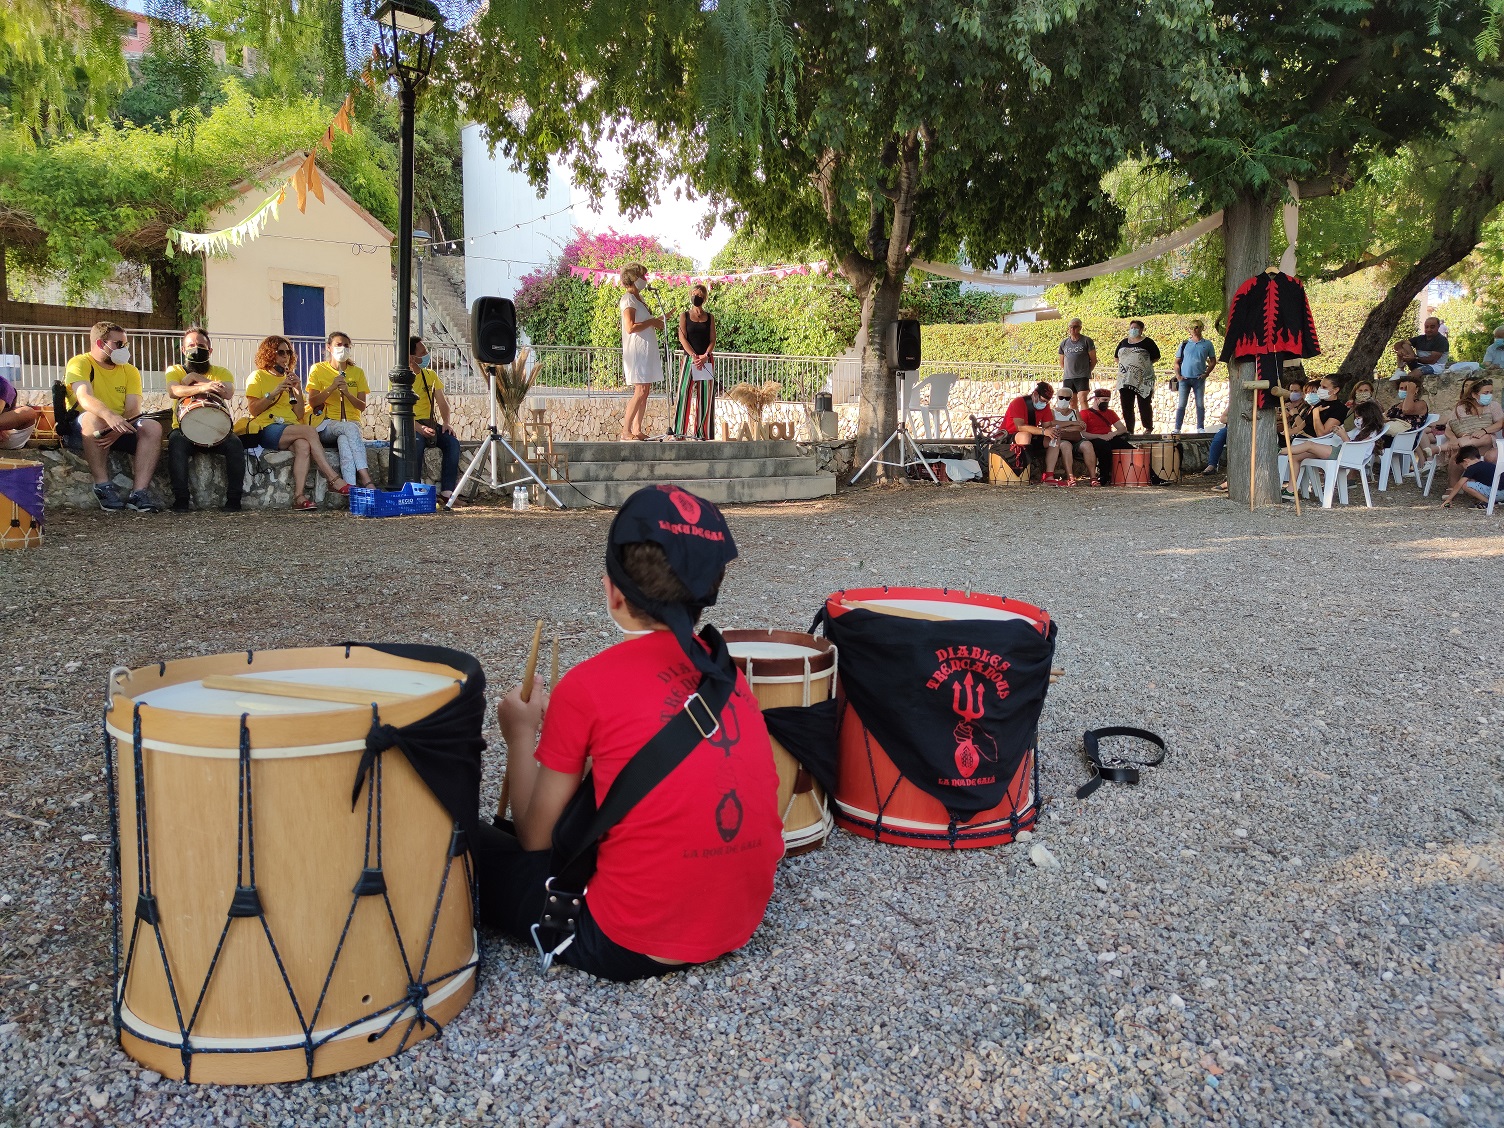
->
[520, 619, 544, 702]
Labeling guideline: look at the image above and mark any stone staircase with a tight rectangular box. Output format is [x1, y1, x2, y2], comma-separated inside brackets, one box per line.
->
[548, 440, 837, 508]
[418, 253, 472, 355]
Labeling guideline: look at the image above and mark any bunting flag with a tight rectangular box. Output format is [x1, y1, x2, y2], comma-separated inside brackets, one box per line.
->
[165, 93, 357, 257]
[570, 260, 832, 286]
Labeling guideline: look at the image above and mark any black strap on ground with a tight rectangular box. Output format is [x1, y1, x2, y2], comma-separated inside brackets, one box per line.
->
[1076, 726, 1167, 799]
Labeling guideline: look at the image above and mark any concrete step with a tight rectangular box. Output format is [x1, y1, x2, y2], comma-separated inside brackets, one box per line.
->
[556, 440, 804, 462]
[566, 455, 820, 482]
[558, 473, 836, 509]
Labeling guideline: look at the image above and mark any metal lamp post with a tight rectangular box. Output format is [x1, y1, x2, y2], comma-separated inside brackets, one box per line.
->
[372, 0, 443, 487]
[413, 229, 431, 338]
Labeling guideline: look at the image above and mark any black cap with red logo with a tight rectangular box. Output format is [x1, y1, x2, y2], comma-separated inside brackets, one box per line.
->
[604, 485, 739, 683]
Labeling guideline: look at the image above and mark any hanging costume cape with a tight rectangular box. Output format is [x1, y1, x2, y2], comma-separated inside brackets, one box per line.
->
[1220, 271, 1321, 407]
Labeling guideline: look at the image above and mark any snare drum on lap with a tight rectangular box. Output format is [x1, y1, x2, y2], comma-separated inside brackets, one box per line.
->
[820, 587, 1056, 850]
[103, 645, 481, 1084]
[722, 630, 837, 856]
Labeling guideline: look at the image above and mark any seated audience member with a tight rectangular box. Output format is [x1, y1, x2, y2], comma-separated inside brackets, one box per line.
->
[165, 327, 244, 512]
[1441, 448, 1501, 507]
[1043, 390, 1086, 485]
[474, 486, 783, 980]
[1002, 381, 1059, 476]
[1434, 377, 1503, 491]
[1202, 408, 1230, 481]
[1114, 320, 1160, 434]
[1393, 316, 1450, 377]
[409, 335, 461, 503]
[1484, 324, 1504, 368]
[63, 321, 162, 512]
[1081, 386, 1137, 484]
[1387, 375, 1430, 430]
[245, 335, 349, 511]
[1284, 375, 1350, 495]
[1347, 379, 1377, 410]
[0, 368, 39, 449]
[306, 331, 375, 488]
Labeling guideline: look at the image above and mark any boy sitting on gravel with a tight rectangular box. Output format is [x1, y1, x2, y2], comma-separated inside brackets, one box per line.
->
[474, 485, 784, 980]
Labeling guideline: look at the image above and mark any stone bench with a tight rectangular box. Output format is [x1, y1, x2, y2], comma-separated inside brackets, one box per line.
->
[27, 440, 501, 511]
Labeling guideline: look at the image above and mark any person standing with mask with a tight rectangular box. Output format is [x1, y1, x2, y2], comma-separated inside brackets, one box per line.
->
[164, 326, 244, 512]
[1114, 320, 1161, 434]
[674, 284, 717, 439]
[618, 264, 665, 440]
[62, 320, 163, 511]
[1171, 320, 1216, 433]
[306, 331, 374, 488]
[1057, 319, 1097, 413]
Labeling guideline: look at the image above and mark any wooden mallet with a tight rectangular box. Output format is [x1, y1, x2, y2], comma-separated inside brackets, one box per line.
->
[1275, 387, 1302, 515]
[1244, 378, 1273, 511]
[497, 619, 545, 821]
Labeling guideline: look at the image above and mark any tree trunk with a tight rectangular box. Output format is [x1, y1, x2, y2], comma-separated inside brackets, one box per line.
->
[1221, 193, 1283, 508]
[1335, 176, 1501, 387]
[855, 271, 905, 474]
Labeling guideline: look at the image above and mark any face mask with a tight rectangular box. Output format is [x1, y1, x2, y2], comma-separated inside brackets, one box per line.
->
[330, 345, 350, 362]
[184, 345, 210, 364]
[416, 354, 431, 369]
[1056, 398, 1070, 407]
[1318, 389, 1334, 401]
[1304, 393, 1320, 405]
[108, 344, 130, 365]
[1033, 399, 1047, 410]
[1355, 390, 1371, 402]
[1289, 390, 1302, 403]
[1397, 389, 1408, 400]
[1481, 393, 1495, 406]
[1128, 329, 1142, 340]
[1093, 400, 1109, 411]
[692, 295, 705, 307]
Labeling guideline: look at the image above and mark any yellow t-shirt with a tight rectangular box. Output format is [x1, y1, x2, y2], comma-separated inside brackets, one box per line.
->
[412, 367, 444, 422]
[246, 369, 302, 432]
[305, 362, 369, 425]
[165, 364, 236, 427]
[65, 354, 142, 417]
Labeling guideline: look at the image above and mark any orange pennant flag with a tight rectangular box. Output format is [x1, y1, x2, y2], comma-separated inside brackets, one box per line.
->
[321, 125, 335, 152]
[306, 155, 325, 205]
[334, 94, 354, 134]
[293, 166, 308, 212]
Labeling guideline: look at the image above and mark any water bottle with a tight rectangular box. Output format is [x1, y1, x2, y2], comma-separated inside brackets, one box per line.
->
[512, 485, 530, 511]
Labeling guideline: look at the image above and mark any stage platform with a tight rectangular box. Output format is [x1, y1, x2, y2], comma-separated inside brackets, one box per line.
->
[551, 440, 837, 508]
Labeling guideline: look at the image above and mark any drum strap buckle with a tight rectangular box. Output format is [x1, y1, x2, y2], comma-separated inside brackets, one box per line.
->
[532, 877, 586, 972]
[684, 693, 721, 740]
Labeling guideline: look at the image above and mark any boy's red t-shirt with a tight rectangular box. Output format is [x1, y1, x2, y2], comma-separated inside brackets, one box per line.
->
[534, 630, 783, 963]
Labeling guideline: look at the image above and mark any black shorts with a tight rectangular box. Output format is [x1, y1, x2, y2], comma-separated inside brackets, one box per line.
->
[470, 822, 681, 983]
[1062, 377, 1091, 393]
[65, 417, 139, 453]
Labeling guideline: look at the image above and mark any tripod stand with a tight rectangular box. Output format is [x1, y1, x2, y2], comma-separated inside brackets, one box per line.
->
[448, 356, 565, 510]
[851, 369, 939, 484]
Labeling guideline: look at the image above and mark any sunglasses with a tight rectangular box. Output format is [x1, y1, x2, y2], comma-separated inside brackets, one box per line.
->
[275, 347, 294, 357]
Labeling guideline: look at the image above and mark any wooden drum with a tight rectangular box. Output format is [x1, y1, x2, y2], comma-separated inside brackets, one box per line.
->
[723, 630, 836, 855]
[0, 457, 43, 549]
[824, 587, 1051, 850]
[104, 646, 479, 1084]
[1145, 439, 1181, 483]
[1111, 447, 1151, 486]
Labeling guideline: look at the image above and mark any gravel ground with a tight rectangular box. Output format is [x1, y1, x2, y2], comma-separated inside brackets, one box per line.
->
[2, 480, 1502, 1127]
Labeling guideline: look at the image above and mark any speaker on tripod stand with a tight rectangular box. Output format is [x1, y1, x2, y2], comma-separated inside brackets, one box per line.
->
[852, 319, 937, 484]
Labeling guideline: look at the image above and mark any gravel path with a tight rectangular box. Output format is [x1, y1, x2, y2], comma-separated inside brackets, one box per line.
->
[3, 481, 1502, 1126]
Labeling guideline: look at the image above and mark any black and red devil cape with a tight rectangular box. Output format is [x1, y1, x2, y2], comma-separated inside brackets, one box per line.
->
[1220, 270, 1321, 406]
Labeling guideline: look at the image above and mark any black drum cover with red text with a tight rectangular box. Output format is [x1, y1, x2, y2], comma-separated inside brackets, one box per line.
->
[822, 607, 1056, 820]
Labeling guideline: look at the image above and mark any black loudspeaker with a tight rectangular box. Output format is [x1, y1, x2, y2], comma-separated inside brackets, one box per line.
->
[470, 296, 518, 365]
[887, 318, 921, 370]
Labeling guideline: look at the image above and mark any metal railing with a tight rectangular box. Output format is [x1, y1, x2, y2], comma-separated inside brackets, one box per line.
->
[914, 360, 1065, 384]
[0, 324, 483, 396]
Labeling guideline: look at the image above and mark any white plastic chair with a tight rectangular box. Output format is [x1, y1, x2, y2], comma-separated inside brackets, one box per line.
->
[1296, 436, 1380, 508]
[916, 373, 958, 438]
[1472, 435, 1504, 515]
[896, 376, 932, 436]
[1378, 428, 1421, 492]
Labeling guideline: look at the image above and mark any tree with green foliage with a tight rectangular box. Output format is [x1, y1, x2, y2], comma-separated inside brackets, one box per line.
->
[0, 0, 128, 141]
[1157, 0, 1500, 506]
[453, 0, 1218, 468]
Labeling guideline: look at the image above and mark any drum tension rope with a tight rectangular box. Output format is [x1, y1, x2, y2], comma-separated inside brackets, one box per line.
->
[1075, 727, 1167, 799]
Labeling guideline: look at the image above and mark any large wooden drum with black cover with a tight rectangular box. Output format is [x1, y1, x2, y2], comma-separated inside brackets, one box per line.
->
[103, 644, 484, 1084]
[820, 587, 1054, 850]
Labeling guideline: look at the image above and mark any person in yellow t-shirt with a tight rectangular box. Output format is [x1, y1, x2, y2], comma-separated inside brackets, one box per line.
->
[409, 335, 461, 501]
[245, 335, 349, 511]
[164, 326, 245, 512]
[64, 320, 163, 511]
[305, 330, 374, 487]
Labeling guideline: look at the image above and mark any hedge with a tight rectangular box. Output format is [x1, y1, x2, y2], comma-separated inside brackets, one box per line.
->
[921, 300, 1425, 375]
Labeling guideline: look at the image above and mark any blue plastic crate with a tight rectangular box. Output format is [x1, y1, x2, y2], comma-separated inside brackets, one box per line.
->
[348, 482, 437, 517]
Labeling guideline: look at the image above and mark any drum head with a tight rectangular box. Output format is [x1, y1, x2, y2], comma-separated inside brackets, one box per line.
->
[723, 630, 835, 677]
[829, 587, 1048, 630]
[180, 400, 232, 446]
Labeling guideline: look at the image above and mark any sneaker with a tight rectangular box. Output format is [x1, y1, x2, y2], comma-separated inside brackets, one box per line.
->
[171, 497, 191, 513]
[94, 482, 126, 511]
[222, 499, 242, 513]
[127, 490, 163, 513]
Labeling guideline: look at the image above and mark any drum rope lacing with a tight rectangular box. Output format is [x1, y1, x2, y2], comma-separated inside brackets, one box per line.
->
[103, 668, 479, 1081]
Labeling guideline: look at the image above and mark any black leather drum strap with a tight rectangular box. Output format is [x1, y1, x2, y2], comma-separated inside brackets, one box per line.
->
[1076, 726, 1167, 799]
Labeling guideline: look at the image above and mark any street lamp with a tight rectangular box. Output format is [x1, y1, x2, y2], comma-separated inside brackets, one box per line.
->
[371, 0, 443, 487]
[413, 229, 431, 338]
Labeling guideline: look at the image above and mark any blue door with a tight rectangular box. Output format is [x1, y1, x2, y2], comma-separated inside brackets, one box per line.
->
[282, 284, 325, 378]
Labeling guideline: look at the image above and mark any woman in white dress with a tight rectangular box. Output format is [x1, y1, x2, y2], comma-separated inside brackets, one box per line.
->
[618, 263, 665, 440]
